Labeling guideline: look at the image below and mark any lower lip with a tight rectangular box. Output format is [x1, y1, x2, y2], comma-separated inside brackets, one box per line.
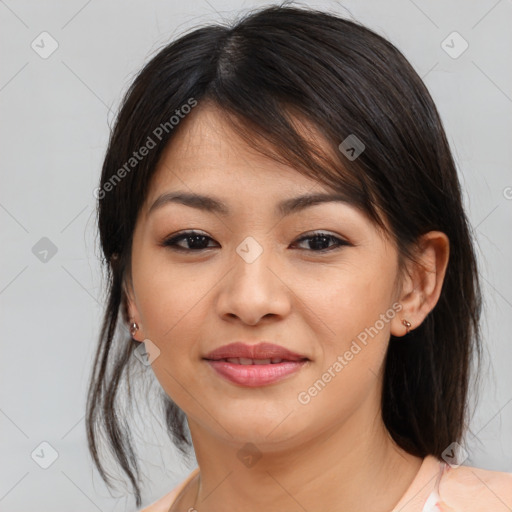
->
[205, 360, 307, 387]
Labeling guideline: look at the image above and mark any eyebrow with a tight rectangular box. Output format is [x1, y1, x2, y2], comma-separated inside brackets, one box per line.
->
[147, 191, 354, 218]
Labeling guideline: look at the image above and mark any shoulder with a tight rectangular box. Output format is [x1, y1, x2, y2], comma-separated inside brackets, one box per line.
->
[437, 461, 512, 511]
[138, 468, 200, 512]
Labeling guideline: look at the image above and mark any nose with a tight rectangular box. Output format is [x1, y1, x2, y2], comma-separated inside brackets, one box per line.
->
[215, 241, 292, 326]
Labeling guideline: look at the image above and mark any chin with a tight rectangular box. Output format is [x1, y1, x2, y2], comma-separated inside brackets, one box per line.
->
[210, 402, 317, 446]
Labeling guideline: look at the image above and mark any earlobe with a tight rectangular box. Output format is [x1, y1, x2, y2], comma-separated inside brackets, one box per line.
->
[127, 311, 144, 342]
[401, 319, 412, 334]
[123, 280, 144, 342]
[130, 320, 139, 336]
[391, 231, 450, 337]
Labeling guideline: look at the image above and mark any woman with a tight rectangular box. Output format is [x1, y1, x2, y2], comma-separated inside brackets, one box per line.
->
[86, 4, 512, 511]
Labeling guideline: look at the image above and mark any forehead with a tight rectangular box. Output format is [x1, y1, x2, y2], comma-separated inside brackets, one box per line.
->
[146, 102, 336, 199]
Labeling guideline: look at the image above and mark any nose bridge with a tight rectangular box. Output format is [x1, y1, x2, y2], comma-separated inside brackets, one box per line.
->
[235, 235, 267, 266]
[216, 235, 290, 324]
[232, 234, 276, 294]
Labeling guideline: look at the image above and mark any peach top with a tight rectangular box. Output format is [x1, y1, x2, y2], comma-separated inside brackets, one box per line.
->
[140, 455, 512, 511]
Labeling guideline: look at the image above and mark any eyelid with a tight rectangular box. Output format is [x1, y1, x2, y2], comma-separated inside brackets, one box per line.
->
[295, 230, 350, 243]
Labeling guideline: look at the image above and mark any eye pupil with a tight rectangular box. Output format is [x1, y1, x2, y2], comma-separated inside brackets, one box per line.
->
[308, 234, 334, 251]
[162, 232, 213, 251]
[186, 234, 209, 249]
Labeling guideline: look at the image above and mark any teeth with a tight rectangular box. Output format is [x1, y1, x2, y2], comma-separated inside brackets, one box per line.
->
[223, 358, 284, 364]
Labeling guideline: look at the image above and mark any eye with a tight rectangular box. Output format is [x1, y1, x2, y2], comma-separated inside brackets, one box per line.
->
[160, 230, 350, 253]
[292, 231, 350, 252]
[160, 230, 219, 251]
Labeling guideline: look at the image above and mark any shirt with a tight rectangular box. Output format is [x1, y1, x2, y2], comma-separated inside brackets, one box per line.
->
[140, 455, 512, 511]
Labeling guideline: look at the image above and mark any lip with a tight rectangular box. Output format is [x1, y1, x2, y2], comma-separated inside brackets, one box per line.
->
[203, 342, 309, 387]
[204, 341, 307, 361]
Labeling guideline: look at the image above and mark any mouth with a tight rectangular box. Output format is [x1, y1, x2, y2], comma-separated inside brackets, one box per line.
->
[204, 341, 308, 361]
[203, 342, 309, 387]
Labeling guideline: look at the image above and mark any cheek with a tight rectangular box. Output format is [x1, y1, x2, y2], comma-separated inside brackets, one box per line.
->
[308, 262, 397, 343]
[290, 272, 396, 430]
[132, 248, 213, 342]
[132, 257, 210, 407]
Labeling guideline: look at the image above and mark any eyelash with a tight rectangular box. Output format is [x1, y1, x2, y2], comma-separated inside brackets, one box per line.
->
[160, 230, 350, 253]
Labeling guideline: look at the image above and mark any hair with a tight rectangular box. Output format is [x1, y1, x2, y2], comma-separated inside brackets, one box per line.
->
[86, 2, 482, 507]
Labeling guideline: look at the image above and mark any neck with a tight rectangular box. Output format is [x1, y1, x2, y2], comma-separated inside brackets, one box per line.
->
[182, 406, 423, 512]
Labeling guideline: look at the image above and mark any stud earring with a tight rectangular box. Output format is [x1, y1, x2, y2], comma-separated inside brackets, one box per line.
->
[130, 321, 139, 336]
[402, 319, 412, 334]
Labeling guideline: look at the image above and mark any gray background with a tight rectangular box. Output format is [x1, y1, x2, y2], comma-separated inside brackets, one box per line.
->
[1, 0, 511, 510]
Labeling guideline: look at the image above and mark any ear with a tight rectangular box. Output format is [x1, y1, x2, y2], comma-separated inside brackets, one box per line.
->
[391, 231, 450, 337]
[123, 275, 145, 343]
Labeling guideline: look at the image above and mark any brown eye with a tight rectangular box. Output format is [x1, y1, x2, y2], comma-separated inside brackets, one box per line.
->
[161, 231, 219, 251]
[293, 232, 350, 252]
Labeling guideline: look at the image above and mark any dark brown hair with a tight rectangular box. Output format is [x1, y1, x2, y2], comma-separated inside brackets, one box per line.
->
[86, 2, 482, 507]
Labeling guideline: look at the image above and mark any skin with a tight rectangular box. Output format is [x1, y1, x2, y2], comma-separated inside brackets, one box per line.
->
[125, 101, 450, 512]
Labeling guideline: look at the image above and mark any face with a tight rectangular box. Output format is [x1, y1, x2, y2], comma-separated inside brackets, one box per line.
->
[126, 102, 406, 451]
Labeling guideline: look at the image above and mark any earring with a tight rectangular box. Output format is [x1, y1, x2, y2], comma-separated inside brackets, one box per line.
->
[130, 320, 139, 336]
[402, 319, 412, 334]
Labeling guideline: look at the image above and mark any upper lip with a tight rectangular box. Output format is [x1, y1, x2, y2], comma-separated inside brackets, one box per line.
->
[204, 342, 308, 361]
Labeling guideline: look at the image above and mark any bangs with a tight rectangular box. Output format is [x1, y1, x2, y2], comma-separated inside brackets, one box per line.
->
[199, 96, 385, 231]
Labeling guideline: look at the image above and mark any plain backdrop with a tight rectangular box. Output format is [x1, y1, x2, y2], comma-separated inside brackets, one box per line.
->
[1, 0, 511, 510]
